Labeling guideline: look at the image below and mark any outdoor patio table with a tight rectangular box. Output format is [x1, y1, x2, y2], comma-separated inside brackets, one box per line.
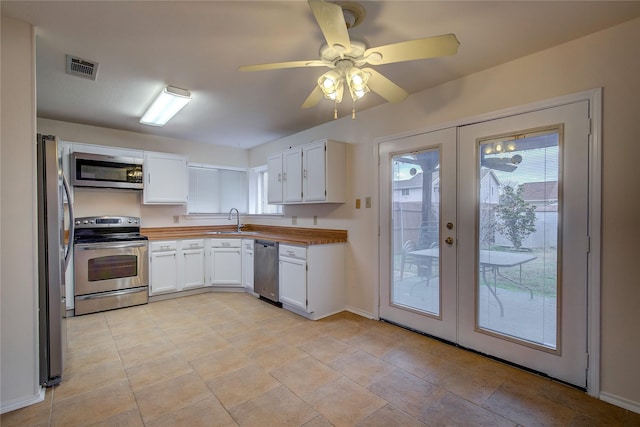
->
[410, 248, 537, 316]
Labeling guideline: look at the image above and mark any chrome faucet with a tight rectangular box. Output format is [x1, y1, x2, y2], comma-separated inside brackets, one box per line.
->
[228, 208, 241, 232]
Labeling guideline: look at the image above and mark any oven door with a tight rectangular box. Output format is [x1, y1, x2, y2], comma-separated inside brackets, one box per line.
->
[74, 240, 148, 296]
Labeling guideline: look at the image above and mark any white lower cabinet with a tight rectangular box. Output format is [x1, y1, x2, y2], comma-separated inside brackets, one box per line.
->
[242, 239, 255, 293]
[279, 243, 345, 320]
[180, 239, 206, 290]
[150, 239, 205, 295]
[208, 239, 242, 287]
[279, 245, 307, 311]
[149, 236, 344, 315]
[149, 241, 179, 295]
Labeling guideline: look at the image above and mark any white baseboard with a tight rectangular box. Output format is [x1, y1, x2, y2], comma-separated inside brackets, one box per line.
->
[600, 391, 640, 415]
[0, 387, 45, 414]
[345, 305, 375, 319]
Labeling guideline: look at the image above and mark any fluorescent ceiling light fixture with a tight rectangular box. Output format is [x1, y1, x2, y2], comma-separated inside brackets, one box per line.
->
[140, 86, 191, 126]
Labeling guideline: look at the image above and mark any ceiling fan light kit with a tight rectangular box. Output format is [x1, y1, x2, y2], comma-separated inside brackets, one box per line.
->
[238, 0, 460, 119]
[140, 85, 192, 127]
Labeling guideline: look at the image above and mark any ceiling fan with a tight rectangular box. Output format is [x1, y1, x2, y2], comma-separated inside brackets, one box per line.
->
[238, 0, 460, 118]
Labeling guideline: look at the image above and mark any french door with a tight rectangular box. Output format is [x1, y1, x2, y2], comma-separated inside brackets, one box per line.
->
[379, 100, 590, 387]
[379, 128, 458, 342]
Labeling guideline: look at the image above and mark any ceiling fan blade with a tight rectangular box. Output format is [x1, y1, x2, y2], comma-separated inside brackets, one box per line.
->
[238, 60, 328, 72]
[363, 68, 409, 103]
[302, 86, 324, 109]
[481, 158, 518, 172]
[364, 34, 460, 65]
[308, 0, 351, 53]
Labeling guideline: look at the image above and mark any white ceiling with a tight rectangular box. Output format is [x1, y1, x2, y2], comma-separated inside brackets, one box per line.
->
[3, 1, 640, 149]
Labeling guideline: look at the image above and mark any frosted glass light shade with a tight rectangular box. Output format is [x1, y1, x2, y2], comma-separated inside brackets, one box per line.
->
[140, 86, 191, 126]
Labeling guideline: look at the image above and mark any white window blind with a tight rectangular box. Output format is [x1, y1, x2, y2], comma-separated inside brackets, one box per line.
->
[187, 165, 247, 214]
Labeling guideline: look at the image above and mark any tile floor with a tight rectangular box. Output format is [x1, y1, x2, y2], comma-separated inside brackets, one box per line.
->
[2, 292, 638, 427]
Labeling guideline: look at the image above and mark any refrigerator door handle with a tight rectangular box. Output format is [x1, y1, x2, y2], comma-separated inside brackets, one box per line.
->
[62, 173, 74, 271]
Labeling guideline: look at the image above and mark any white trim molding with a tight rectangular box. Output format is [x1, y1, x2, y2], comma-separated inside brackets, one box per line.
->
[600, 392, 640, 415]
[376, 88, 603, 396]
[0, 387, 45, 415]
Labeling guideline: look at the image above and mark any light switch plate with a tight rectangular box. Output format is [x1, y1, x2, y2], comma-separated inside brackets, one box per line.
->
[292, 215, 297, 225]
[365, 197, 371, 208]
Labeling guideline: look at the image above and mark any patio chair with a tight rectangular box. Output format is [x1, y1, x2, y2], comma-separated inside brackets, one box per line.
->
[400, 240, 420, 280]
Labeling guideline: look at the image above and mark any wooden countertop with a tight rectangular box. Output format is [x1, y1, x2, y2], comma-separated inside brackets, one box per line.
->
[141, 224, 347, 246]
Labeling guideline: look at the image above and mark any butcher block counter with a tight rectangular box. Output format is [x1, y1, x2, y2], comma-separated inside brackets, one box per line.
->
[141, 224, 347, 246]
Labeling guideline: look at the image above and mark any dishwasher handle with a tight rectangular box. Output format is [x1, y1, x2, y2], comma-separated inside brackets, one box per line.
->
[255, 239, 277, 248]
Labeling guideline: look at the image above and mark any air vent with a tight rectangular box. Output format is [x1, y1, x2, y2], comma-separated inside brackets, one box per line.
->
[65, 55, 99, 81]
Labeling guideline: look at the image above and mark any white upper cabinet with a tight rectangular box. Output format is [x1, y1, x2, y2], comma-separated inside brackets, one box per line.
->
[267, 140, 345, 205]
[283, 147, 303, 203]
[267, 153, 284, 204]
[143, 151, 188, 204]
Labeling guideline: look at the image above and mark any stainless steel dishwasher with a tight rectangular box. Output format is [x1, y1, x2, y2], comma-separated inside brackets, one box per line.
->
[254, 240, 279, 304]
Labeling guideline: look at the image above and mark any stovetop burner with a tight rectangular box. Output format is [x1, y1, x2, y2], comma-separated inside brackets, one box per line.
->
[73, 216, 147, 243]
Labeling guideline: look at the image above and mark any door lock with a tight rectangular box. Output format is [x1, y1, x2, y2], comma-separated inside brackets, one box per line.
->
[445, 237, 454, 245]
[446, 222, 454, 230]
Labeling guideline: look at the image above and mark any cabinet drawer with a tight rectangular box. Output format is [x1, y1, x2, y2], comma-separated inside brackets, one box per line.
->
[279, 244, 306, 260]
[151, 241, 177, 252]
[210, 238, 241, 248]
[181, 239, 204, 249]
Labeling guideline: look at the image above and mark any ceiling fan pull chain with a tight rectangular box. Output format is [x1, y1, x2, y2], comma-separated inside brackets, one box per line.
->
[334, 101, 338, 120]
[352, 99, 356, 120]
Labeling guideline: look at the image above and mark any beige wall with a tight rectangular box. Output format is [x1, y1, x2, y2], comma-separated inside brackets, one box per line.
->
[2, 10, 639, 413]
[37, 119, 249, 228]
[249, 18, 640, 408]
[1, 15, 40, 411]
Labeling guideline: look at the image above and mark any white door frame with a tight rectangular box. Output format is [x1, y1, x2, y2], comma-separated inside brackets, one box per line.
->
[375, 88, 602, 396]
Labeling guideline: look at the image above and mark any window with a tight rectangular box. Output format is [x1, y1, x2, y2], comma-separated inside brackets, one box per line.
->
[248, 166, 282, 215]
[401, 188, 410, 196]
[187, 164, 248, 214]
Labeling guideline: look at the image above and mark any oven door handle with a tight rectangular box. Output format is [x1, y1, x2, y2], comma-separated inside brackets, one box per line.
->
[75, 287, 147, 300]
[75, 241, 148, 251]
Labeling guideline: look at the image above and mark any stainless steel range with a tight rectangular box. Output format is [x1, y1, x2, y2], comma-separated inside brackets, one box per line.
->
[73, 216, 148, 315]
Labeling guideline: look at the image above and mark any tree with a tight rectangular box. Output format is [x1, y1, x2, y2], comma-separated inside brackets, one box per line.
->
[496, 184, 536, 250]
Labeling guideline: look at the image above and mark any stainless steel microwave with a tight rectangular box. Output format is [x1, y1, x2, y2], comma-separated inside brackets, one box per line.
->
[72, 152, 143, 189]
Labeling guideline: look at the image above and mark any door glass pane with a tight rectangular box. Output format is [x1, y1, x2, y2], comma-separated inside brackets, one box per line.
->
[391, 149, 440, 316]
[477, 128, 560, 349]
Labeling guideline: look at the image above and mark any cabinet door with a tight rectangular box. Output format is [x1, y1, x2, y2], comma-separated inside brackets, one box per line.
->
[150, 251, 178, 294]
[279, 258, 307, 311]
[283, 148, 303, 203]
[143, 152, 188, 204]
[181, 248, 205, 290]
[211, 248, 242, 286]
[303, 141, 326, 202]
[267, 153, 283, 204]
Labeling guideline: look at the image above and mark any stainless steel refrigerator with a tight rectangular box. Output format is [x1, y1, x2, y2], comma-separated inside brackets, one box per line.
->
[37, 134, 74, 387]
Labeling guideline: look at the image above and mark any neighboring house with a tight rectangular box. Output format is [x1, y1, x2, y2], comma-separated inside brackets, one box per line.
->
[479, 168, 502, 206]
[521, 181, 558, 210]
[393, 171, 425, 202]
[394, 168, 501, 250]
